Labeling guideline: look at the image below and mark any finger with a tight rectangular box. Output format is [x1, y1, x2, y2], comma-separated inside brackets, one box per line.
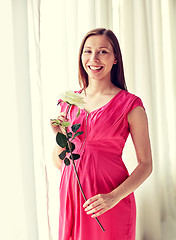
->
[83, 195, 99, 208]
[50, 119, 60, 127]
[50, 118, 59, 123]
[57, 115, 64, 121]
[58, 115, 68, 122]
[91, 209, 106, 218]
[50, 119, 64, 134]
[86, 204, 102, 215]
[60, 112, 66, 116]
[84, 200, 101, 211]
[59, 112, 68, 120]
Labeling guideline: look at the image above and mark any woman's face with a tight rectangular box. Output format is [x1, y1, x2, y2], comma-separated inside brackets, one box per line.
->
[81, 35, 116, 82]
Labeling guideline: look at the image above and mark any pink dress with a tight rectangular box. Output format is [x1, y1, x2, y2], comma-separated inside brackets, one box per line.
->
[58, 90, 144, 240]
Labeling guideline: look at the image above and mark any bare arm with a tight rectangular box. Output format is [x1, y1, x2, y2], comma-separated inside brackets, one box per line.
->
[52, 143, 65, 170]
[83, 106, 153, 217]
[111, 106, 152, 200]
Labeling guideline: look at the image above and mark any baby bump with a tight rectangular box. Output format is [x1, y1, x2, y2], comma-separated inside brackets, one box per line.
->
[77, 149, 129, 196]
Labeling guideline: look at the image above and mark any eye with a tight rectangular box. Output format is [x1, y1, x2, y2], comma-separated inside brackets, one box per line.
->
[83, 50, 91, 54]
[99, 50, 107, 54]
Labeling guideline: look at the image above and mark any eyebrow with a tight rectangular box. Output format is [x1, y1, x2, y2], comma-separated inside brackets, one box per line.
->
[84, 46, 110, 50]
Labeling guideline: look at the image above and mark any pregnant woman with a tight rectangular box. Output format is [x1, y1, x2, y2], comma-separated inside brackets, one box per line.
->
[51, 28, 152, 240]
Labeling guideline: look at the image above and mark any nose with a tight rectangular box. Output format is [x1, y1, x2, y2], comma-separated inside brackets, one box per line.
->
[90, 52, 99, 62]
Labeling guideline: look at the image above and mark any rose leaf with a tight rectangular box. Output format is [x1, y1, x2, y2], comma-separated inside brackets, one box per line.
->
[71, 123, 81, 133]
[56, 132, 67, 148]
[64, 158, 70, 166]
[58, 150, 67, 160]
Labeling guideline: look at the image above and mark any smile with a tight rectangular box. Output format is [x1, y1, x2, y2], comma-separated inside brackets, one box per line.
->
[88, 66, 103, 70]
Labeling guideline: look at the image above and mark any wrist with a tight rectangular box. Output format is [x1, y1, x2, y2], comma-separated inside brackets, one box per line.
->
[111, 187, 122, 204]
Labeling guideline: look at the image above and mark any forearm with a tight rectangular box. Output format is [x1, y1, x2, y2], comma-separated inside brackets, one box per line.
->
[52, 143, 64, 170]
[111, 161, 152, 202]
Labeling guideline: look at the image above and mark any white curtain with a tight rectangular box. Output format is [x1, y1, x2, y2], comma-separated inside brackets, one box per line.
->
[118, 1, 176, 239]
[1, 0, 38, 240]
[2, 0, 175, 240]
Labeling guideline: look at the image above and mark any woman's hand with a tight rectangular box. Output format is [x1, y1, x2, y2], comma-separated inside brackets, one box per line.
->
[83, 192, 119, 218]
[50, 112, 68, 135]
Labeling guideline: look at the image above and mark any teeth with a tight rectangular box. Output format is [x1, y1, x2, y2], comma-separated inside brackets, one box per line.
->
[89, 66, 102, 70]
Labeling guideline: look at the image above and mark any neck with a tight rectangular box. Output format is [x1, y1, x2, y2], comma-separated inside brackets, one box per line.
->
[86, 77, 115, 95]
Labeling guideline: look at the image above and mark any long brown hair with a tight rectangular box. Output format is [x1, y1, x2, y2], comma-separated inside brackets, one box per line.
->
[78, 28, 127, 91]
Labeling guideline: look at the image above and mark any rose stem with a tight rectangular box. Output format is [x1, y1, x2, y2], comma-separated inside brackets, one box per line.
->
[64, 128, 105, 232]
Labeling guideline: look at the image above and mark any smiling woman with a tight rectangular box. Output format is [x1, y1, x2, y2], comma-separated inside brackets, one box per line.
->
[51, 28, 153, 240]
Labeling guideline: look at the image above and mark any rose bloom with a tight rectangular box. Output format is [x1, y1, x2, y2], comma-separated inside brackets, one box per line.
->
[60, 90, 85, 109]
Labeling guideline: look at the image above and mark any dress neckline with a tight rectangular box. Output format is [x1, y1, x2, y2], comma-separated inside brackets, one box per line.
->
[78, 89, 124, 114]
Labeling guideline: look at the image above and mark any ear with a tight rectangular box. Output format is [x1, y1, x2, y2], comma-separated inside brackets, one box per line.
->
[114, 58, 117, 64]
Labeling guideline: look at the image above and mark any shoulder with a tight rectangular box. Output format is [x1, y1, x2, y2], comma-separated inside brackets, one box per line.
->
[117, 90, 145, 112]
[121, 90, 141, 100]
[126, 91, 147, 127]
